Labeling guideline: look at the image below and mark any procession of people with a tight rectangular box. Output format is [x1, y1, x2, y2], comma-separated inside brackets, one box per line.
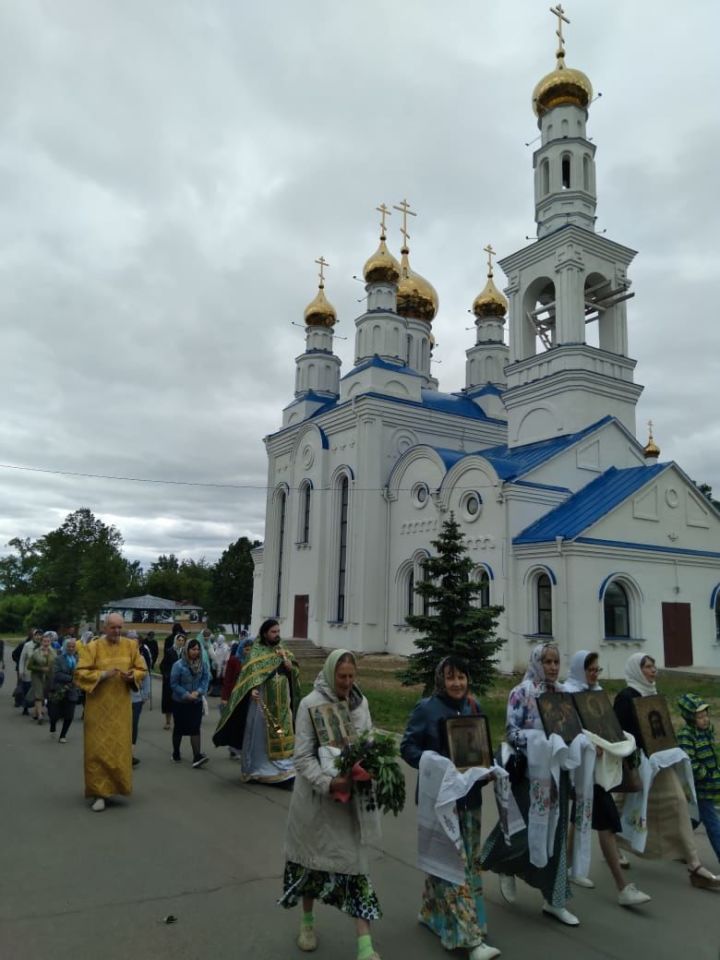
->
[7, 621, 720, 960]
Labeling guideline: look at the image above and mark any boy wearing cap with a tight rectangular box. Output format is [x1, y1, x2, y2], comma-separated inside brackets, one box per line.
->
[678, 693, 720, 862]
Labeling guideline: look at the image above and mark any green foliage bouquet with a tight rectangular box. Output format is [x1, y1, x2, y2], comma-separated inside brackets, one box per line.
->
[336, 731, 406, 816]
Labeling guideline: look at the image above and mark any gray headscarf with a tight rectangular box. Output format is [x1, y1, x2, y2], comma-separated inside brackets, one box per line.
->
[624, 652, 657, 696]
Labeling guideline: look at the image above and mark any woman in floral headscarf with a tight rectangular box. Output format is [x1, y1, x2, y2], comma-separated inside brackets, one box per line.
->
[481, 643, 580, 926]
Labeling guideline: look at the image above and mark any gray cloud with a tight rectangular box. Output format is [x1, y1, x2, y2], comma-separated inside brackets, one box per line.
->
[0, 0, 718, 564]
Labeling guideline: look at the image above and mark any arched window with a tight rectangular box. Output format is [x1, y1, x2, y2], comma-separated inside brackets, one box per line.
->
[561, 154, 571, 189]
[406, 567, 415, 619]
[583, 154, 591, 191]
[604, 581, 630, 638]
[541, 158, 550, 195]
[478, 569, 491, 608]
[537, 573, 552, 635]
[336, 476, 349, 622]
[275, 490, 287, 616]
[299, 481, 312, 544]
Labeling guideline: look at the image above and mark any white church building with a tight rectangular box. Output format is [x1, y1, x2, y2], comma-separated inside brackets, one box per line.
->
[250, 17, 720, 675]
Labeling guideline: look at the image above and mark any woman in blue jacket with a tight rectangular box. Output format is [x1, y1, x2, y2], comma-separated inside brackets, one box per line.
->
[401, 655, 499, 960]
[170, 637, 210, 768]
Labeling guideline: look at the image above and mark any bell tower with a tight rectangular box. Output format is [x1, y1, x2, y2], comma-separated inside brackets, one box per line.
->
[501, 5, 643, 447]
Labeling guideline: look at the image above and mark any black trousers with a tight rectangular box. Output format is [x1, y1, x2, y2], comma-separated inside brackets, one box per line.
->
[48, 699, 76, 737]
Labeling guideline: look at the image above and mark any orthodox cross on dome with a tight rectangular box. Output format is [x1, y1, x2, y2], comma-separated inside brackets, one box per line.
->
[549, 3, 570, 59]
[647, 418, 655, 439]
[393, 198, 417, 249]
[483, 242, 497, 277]
[375, 203, 391, 238]
[314, 255, 329, 287]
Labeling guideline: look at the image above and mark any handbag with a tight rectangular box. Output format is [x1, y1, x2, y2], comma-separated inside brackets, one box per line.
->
[613, 757, 642, 793]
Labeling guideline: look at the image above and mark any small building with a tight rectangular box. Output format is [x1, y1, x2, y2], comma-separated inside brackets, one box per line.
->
[101, 594, 204, 631]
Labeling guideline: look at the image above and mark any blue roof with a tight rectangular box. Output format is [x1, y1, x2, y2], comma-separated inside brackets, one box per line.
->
[514, 463, 668, 544]
[419, 389, 491, 419]
[340, 357, 424, 380]
[479, 416, 613, 480]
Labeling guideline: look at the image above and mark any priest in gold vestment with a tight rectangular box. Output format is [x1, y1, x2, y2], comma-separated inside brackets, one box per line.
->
[74, 613, 147, 812]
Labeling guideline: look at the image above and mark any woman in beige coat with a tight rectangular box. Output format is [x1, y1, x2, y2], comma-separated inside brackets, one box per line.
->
[280, 649, 382, 960]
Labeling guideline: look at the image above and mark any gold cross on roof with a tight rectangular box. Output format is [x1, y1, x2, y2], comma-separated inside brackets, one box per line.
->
[375, 203, 391, 238]
[647, 418, 654, 439]
[550, 3, 570, 57]
[483, 242, 497, 277]
[314, 256, 329, 287]
[393, 198, 417, 248]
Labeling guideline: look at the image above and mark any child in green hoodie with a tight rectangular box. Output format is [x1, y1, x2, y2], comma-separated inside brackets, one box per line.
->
[677, 693, 720, 863]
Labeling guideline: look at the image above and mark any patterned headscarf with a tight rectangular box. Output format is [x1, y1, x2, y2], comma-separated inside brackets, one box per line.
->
[522, 643, 560, 696]
[182, 638, 203, 675]
[624, 652, 657, 697]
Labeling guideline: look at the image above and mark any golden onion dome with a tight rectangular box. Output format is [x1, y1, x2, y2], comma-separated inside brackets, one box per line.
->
[532, 50, 593, 117]
[396, 247, 438, 323]
[472, 273, 508, 320]
[363, 234, 401, 285]
[643, 425, 661, 459]
[304, 283, 337, 328]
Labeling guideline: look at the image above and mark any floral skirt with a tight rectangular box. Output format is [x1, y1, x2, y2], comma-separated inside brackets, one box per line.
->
[419, 805, 487, 950]
[279, 861, 381, 920]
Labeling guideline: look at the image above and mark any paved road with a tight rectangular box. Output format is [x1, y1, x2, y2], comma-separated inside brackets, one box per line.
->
[1, 679, 719, 960]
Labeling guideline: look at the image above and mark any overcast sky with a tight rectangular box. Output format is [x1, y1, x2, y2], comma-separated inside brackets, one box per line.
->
[0, 0, 718, 566]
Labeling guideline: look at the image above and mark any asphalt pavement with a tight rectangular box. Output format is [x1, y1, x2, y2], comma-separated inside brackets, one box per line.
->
[1, 677, 719, 960]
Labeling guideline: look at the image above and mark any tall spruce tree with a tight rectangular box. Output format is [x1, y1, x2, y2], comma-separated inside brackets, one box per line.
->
[398, 513, 504, 695]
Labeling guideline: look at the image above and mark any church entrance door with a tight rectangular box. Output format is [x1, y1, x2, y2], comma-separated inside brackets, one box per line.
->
[293, 595, 309, 639]
[661, 602, 693, 667]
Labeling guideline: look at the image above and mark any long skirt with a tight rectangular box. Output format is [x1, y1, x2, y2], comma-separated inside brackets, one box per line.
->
[630, 766, 697, 861]
[420, 805, 487, 950]
[240, 699, 294, 783]
[279, 861, 381, 920]
[172, 699, 203, 737]
[481, 770, 571, 908]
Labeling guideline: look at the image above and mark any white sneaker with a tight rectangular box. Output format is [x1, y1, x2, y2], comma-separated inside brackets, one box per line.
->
[499, 874, 516, 904]
[469, 942, 502, 960]
[58, 737, 67, 744]
[542, 902, 579, 926]
[91, 797, 106, 812]
[618, 883, 651, 907]
[297, 926, 317, 951]
[569, 874, 595, 888]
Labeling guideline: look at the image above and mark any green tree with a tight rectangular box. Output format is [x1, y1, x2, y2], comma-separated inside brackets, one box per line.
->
[694, 481, 720, 510]
[398, 513, 505, 695]
[33, 509, 127, 626]
[0, 538, 39, 595]
[123, 559, 147, 597]
[206, 537, 259, 630]
[145, 554, 181, 599]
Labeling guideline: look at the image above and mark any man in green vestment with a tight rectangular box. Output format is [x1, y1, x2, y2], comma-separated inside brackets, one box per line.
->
[213, 618, 301, 784]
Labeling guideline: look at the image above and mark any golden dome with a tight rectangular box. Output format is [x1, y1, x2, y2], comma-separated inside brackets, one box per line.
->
[304, 283, 337, 327]
[643, 428, 660, 458]
[532, 51, 592, 117]
[363, 234, 401, 285]
[396, 247, 438, 323]
[472, 273, 508, 319]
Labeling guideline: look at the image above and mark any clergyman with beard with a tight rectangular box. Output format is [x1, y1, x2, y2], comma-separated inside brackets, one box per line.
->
[213, 619, 301, 785]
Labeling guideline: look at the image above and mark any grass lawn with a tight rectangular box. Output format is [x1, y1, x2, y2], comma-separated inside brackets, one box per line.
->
[299, 655, 720, 748]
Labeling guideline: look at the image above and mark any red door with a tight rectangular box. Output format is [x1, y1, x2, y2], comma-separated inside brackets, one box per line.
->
[293, 595, 309, 639]
[662, 602, 693, 667]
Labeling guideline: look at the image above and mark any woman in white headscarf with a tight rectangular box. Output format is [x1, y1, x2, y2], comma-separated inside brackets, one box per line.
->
[481, 643, 580, 926]
[614, 652, 720, 890]
[565, 651, 651, 906]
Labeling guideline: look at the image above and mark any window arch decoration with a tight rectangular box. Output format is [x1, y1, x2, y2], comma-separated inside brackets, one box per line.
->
[598, 573, 644, 641]
[710, 584, 720, 641]
[396, 549, 432, 623]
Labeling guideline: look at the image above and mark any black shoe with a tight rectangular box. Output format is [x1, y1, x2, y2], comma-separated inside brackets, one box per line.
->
[171, 752, 181, 762]
[192, 753, 208, 768]
[132, 757, 141, 767]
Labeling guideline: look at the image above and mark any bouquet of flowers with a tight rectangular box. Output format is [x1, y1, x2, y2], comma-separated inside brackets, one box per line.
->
[335, 731, 406, 817]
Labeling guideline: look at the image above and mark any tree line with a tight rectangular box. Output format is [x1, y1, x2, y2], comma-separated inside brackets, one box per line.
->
[0, 508, 259, 633]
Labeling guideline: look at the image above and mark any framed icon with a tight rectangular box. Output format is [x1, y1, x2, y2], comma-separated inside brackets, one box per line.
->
[537, 692, 583, 744]
[309, 701, 354, 748]
[446, 715, 493, 771]
[572, 690, 625, 743]
[632, 694, 677, 756]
